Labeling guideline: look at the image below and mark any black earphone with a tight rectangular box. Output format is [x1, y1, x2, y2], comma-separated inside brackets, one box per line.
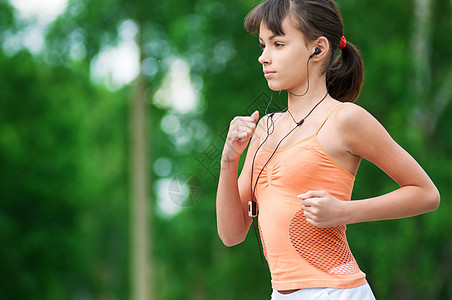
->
[309, 47, 321, 59]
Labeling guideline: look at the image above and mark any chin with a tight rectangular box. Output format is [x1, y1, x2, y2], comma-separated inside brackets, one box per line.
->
[267, 82, 285, 92]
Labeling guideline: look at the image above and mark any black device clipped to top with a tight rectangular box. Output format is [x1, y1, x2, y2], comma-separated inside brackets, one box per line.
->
[248, 200, 257, 217]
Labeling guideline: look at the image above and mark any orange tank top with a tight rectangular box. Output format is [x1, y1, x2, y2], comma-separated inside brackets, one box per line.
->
[253, 105, 367, 291]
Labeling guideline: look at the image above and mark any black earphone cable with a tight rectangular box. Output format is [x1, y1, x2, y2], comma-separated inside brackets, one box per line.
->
[252, 215, 267, 267]
[249, 48, 323, 267]
[248, 94, 287, 268]
[249, 90, 328, 268]
[287, 90, 328, 126]
[249, 91, 288, 198]
[250, 121, 300, 268]
[287, 52, 316, 97]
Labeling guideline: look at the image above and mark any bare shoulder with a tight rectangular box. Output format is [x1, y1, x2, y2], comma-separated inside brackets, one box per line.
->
[334, 102, 378, 129]
[333, 102, 391, 157]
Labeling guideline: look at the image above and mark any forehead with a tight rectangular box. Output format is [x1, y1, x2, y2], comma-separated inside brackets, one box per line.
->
[259, 16, 304, 41]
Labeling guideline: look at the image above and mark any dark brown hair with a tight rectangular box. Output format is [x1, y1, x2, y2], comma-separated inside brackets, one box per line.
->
[244, 0, 364, 103]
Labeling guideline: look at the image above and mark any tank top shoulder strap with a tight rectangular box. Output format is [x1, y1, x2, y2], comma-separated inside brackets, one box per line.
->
[314, 103, 340, 136]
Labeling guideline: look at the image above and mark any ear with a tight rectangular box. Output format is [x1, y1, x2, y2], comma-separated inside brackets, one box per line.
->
[310, 36, 329, 61]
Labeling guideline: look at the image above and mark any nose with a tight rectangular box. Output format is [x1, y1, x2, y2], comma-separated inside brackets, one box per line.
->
[258, 49, 271, 65]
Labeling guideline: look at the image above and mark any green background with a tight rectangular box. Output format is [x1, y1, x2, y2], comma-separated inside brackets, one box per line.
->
[0, 0, 451, 299]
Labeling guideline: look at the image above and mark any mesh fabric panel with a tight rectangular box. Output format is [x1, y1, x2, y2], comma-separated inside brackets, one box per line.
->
[289, 210, 360, 275]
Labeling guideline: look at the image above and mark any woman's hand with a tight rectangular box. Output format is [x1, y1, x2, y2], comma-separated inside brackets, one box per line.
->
[222, 111, 259, 164]
[298, 190, 349, 227]
[217, 111, 260, 246]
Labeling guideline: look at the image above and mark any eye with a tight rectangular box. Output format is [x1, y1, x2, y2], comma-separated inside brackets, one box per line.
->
[258, 43, 265, 50]
[274, 42, 284, 48]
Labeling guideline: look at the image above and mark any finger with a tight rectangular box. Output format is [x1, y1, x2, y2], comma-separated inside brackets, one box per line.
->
[300, 199, 312, 207]
[228, 133, 244, 142]
[228, 125, 251, 138]
[230, 138, 248, 144]
[303, 210, 315, 220]
[298, 190, 324, 199]
[237, 127, 254, 139]
[305, 217, 318, 227]
[301, 198, 322, 209]
[235, 115, 258, 126]
[236, 129, 254, 142]
[303, 211, 319, 227]
[239, 110, 259, 125]
[251, 110, 259, 123]
[237, 124, 254, 134]
[230, 115, 258, 135]
[236, 131, 249, 140]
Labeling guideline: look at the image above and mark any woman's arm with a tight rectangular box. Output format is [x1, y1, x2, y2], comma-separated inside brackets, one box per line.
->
[300, 103, 440, 227]
[216, 111, 262, 246]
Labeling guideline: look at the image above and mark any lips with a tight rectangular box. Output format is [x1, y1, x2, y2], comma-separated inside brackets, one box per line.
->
[264, 70, 276, 79]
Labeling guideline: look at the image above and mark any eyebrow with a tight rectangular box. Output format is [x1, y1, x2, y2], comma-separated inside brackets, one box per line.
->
[259, 34, 284, 41]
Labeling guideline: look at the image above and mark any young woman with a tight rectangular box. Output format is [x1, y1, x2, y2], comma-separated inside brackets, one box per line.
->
[216, 0, 440, 299]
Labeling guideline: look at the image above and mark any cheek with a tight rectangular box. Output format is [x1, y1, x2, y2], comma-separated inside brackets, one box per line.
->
[266, 50, 307, 90]
[282, 58, 306, 85]
[281, 51, 306, 78]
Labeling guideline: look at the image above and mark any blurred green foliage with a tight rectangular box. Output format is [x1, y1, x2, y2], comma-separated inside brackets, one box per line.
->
[0, 0, 451, 299]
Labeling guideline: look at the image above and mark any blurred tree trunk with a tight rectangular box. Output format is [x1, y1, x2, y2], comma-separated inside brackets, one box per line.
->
[411, 0, 431, 138]
[130, 12, 153, 299]
[411, 0, 451, 137]
[412, 0, 431, 98]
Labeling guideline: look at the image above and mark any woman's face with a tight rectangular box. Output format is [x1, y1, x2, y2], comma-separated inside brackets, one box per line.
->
[258, 17, 311, 92]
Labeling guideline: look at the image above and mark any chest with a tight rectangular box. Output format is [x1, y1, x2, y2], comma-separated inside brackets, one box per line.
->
[254, 138, 331, 188]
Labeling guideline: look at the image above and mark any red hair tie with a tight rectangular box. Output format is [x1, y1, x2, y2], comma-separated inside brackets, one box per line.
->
[339, 36, 346, 50]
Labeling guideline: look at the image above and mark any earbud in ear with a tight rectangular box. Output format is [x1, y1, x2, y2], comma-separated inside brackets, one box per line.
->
[309, 48, 321, 59]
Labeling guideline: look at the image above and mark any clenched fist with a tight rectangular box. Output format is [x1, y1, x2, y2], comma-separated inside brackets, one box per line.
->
[221, 111, 259, 164]
[298, 190, 349, 227]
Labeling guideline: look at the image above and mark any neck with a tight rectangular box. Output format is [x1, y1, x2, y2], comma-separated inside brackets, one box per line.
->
[286, 78, 328, 117]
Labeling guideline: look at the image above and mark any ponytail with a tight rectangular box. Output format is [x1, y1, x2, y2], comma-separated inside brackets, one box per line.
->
[326, 42, 364, 103]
